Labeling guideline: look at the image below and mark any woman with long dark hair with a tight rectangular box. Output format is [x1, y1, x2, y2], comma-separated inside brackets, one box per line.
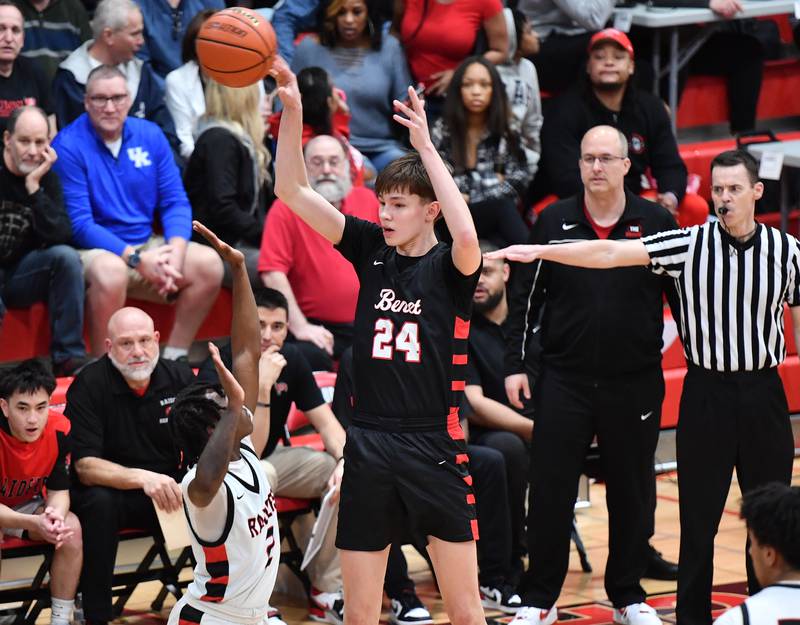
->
[432, 56, 531, 246]
[291, 0, 411, 172]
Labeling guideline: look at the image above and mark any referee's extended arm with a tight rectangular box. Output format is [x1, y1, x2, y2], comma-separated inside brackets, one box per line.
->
[484, 239, 650, 269]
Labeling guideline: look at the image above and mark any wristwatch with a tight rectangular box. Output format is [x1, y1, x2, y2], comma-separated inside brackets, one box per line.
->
[126, 249, 142, 269]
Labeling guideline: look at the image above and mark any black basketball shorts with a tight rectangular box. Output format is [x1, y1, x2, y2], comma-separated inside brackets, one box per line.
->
[335, 425, 479, 551]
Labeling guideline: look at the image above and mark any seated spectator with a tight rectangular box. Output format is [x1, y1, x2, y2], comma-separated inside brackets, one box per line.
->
[134, 0, 223, 79]
[271, 0, 393, 65]
[163, 8, 214, 159]
[258, 134, 379, 371]
[0, 1, 55, 136]
[65, 306, 195, 625]
[714, 482, 800, 624]
[496, 8, 541, 175]
[464, 241, 532, 587]
[16, 0, 91, 82]
[184, 77, 271, 288]
[268, 66, 372, 186]
[0, 359, 83, 625]
[0, 106, 88, 376]
[431, 56, 530, 246]
[52, 0, 178, 152]
[197, 288, 346, 625]
[541, 30, 708, 228]
[53, 65, 223, 358]
[516, 0, 615, 94]
[291, 0, 410, 172]
[397, 0, 507, 120]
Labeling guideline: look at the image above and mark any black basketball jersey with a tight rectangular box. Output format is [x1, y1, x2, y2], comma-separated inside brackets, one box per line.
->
[335, 215, 480, 431]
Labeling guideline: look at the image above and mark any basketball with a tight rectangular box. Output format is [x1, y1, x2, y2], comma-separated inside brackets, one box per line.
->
[196, 7, 277, 88]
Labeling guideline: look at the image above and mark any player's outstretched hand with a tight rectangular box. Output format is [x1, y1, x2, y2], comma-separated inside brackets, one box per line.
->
[393, 85, 431, 152]
[270, 56, 301, 112]
[208, 342, 245, 414]
[193, 221, 244, 267]
[484, 245, 545, 264]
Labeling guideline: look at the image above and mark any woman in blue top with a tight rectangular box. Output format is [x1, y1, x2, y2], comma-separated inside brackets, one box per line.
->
[290, 0, 411, 172]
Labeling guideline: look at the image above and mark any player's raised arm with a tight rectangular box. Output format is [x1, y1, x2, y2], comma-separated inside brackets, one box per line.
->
[271, 57, 346, 245]
[393, 87, 481, 276]
[484, 239, 650, 268]
[193, 221, 260, 413]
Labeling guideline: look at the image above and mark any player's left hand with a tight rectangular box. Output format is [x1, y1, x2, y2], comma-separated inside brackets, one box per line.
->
[483, 244, 545, 263]
[326, 458, 344, 504]
[270, 56, 302, 112]
[193, 221, 245, 266]
[208, 342, 245, 415]
[393, 86, 431, 152]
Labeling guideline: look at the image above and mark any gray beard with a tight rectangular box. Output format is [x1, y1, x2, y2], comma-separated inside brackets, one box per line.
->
[109, 351, 160, 382]
[312, 175, 352, 205]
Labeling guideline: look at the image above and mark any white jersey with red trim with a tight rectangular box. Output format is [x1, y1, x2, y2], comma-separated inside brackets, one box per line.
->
[179, 438, 278, 620]
[714, 582, 800, 625]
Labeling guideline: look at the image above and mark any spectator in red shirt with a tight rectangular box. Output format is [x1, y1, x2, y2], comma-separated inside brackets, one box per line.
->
[259, 134, 379, 370]
[397, 0, 508, 119]
[0, 359, 82, 625]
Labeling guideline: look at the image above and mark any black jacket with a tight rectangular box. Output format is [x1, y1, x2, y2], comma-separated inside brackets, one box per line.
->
[505, 191, 678, 378]
[541, 81, 687, 202]
[0, 164, 72, 266]
[184, 126, 268, 249]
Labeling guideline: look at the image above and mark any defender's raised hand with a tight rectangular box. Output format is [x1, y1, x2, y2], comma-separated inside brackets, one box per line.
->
[270, 56, 302, 112]
[193, 220, 245, 266]
[393, 85, 432, 152]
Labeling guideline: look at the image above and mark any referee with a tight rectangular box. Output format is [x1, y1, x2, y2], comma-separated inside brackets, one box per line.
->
[487, 149, 799, 625]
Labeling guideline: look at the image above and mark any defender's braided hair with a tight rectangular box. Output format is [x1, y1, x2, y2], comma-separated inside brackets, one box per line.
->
[171, 381, 227, 469]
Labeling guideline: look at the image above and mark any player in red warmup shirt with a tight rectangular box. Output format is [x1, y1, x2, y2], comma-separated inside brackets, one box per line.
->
[0, 360, 82, 625]
[272, 55, 485, 625]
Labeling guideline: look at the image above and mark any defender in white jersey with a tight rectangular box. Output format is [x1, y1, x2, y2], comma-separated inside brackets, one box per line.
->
[168, 222, 279, 625]
[715, 482, 800, 625]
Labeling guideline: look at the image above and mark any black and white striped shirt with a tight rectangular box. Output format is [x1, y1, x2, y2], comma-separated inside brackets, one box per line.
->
[643, 222, 800, 372]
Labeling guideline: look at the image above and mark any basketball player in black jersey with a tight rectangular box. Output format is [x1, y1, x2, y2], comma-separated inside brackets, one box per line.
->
[271, 57, 485, 625]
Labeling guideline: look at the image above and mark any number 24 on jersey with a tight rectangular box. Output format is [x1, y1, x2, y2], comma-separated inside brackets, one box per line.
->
[372, 319, 421, 362]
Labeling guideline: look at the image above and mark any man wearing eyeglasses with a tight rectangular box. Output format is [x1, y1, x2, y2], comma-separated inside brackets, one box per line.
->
[258, 134, 379, 371]
[52, 64, 223, 359]
[506, 125, 677, 625]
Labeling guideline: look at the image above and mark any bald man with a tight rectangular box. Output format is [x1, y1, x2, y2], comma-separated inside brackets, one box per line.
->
[64, 306, 195, 625]
[507, 126, 678, 625]
[258, 134, 380, 370]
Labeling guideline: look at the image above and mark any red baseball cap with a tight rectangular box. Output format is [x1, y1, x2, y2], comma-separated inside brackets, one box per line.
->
[588, 28, 634, 59]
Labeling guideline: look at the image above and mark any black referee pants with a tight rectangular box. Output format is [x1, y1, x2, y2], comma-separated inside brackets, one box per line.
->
[520, 366, 663, 609]
[676, 366, 794, 625]
[71, 486, 161, 621]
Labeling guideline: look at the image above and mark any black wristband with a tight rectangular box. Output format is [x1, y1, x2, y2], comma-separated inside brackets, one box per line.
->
[257, 401, 271, 408]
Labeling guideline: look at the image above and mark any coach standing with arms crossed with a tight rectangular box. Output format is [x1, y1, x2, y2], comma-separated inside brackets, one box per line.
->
[505, 125, 677, 625]
[489, 149, 799, 625]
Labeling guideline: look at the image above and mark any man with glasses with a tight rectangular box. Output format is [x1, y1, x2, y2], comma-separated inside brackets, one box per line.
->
[52, 0, 177, 154]
[53, 64, 223, 359]
[505, 125, 677, 625]
[258, 134, 379, 370]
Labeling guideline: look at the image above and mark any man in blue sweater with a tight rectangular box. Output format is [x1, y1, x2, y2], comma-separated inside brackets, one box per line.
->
[53, 65, 223, 358]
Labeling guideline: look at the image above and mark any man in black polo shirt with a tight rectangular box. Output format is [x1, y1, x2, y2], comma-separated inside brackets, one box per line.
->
[502, 125, 678, 625]
[65, 306, 194, 625]
[197, 287, 347, 625]
[465, 242, 533, 589]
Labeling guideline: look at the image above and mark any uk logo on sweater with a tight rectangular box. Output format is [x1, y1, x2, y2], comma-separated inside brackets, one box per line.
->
[127, 147, 152, 168]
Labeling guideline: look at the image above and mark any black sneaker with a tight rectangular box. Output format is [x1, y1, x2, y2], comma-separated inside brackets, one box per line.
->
[480, 583, 522, 614]
[389, 592, 433, 625]
[643, 544, 678, 581]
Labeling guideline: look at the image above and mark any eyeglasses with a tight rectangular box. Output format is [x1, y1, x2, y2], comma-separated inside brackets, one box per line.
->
[580, 154, 626, 166]
[88, 94, 129, 108]
[308, 156, 343, 169]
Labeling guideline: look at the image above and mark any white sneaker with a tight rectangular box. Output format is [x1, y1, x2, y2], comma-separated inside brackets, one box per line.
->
[510, 606, 558, 625]
[309, 587, 344, 625]
[267, 605, 287, 625]
[612, 603, 661, 625]
[480, 584, 523, 614]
